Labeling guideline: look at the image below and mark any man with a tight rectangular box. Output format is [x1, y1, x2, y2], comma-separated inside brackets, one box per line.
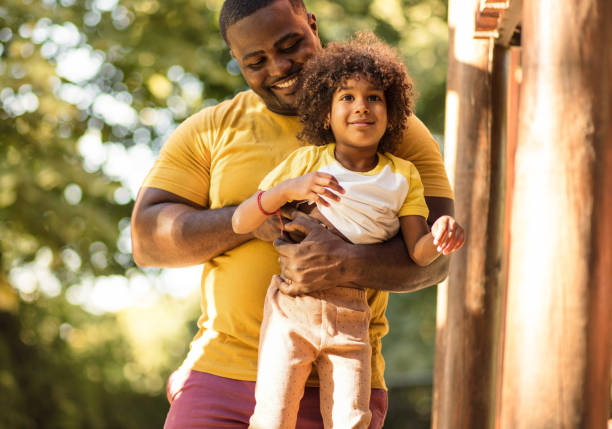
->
[131, 0, 454, 428]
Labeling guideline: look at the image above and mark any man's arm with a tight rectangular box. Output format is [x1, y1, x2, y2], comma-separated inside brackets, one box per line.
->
[131, 187, 253, 268]
[274, 196, 454, 295]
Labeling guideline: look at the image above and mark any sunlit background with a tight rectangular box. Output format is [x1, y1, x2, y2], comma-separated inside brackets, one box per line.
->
[0, 0, 448, 427]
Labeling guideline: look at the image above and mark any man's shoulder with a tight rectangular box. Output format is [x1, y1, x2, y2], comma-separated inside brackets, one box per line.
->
[290, 143, 325, 156]
[382, 152, 418, 177]
[191, 89, 263, 120]
[171, 90, 268, 138]
[287, 143, 332, 166]
[383, 151, 416, 168]
[161, 90, 261, 148]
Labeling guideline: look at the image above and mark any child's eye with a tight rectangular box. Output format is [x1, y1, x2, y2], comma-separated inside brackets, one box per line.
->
[340, 94, 354, 101]
[368, 94, 383, 102]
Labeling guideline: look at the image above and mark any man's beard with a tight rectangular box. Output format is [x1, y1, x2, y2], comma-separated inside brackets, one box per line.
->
[257, 68, 303, 116]
[259, 91, 298, 116]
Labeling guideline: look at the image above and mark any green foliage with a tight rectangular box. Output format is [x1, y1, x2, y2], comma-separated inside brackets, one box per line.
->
[383, 287, 438, 427]
[384, 287, 437, 379]
[0, 0, 449, 427]
[0, 289, 200, 428]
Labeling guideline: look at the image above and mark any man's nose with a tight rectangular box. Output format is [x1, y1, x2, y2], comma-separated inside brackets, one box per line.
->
[269, 56, 292, 77]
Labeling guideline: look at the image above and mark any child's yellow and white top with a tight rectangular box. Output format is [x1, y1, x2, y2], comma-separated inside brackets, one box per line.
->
[259, 143, 430, 244]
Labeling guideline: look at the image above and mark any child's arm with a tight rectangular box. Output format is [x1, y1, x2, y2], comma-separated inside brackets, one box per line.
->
[232, 172, 344, 234]
[400, 215, 465, 267]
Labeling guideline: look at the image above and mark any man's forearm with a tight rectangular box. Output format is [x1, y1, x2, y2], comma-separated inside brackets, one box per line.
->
[131, 189, 252, 268]
[274, 206, 452, 296]
[347, 234, 450, 292]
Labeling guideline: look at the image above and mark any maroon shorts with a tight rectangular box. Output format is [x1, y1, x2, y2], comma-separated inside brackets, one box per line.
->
[164, 369, 388, 429]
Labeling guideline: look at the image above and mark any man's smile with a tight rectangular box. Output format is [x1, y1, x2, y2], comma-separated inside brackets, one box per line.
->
[272, 75, 299, 89]
[269, 73, 301, 93]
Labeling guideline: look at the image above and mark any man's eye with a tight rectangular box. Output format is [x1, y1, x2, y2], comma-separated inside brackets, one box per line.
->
[247, 59, 265, 69]
[282, 40, 300, 52]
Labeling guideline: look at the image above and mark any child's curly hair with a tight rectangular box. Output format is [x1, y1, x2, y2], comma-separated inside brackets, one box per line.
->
[296, 31, 416, 154]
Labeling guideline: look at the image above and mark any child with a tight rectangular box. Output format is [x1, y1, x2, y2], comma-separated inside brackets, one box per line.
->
[232, 32, 464, 429]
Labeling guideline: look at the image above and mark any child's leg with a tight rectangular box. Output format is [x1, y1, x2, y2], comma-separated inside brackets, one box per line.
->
[250, 277, 321, 429]
[317, 345, 372, 429]
[314, 286, 372, 429]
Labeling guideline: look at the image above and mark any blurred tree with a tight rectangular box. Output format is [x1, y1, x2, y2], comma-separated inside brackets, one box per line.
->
[0, 0, 448, 427]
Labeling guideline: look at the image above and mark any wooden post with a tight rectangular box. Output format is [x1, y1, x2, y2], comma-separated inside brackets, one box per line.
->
[499, 0, 612, 427]
[495, 44, 521, 426]
[431, 1, 507, 428]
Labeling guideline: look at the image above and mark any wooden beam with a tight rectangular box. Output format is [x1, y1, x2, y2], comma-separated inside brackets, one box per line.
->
[474, 0, 522, 46]
[474, 0, 508, 38]
[432, 1, 507, 428]
[497, 0, 522, 46]
[498, 0, 612, 427]
[494, 43, 521, 429]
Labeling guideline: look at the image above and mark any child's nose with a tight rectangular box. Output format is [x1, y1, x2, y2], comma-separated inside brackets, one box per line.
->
[354, 101, 369, 114]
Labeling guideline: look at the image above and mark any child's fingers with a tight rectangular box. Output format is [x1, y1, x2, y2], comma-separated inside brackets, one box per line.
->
[311, 192, 330, 206]
[315, 194, 333, 207]
[440, 226, 457, 254]
[441, 219, 457, 249]
[310, 185, 340, 202]
[326, 177, 345, 194]
[313, 173, 345, 194]
[432, 219, 449, 247]
[435, 233, 449, 252]
[434, 234, 447, 251]
[442, 227, 465, 255]
[453, 229, 466, 252]
[319, 188, 341, 202]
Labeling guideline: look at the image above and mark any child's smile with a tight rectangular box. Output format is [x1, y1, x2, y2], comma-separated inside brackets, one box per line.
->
[329, 75, 388, 152]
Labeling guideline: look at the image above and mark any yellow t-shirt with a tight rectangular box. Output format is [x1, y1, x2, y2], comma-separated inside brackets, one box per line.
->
[259, 144, 430, 244]
[141, 90, 453, 389]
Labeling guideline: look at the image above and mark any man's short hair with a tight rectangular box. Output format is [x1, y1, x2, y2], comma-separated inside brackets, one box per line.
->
[219, 0, 306, 45]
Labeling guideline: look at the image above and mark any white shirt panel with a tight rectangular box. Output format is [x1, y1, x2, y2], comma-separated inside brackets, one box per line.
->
[317, 162, 409, 244]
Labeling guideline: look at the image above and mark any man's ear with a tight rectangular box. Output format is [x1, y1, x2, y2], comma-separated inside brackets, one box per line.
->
[307, 12, 318, 36]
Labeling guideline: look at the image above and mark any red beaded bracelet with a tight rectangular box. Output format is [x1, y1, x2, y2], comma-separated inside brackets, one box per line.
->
[256, 190, 277, 216]
[256, 191, 284, 236]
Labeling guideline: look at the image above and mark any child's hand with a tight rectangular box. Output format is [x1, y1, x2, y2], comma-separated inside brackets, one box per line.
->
[284, 172, 344, 207]
[431, 216, 465, 255]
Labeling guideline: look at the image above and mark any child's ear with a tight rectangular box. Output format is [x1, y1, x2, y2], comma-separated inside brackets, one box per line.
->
[324, 114, 330, 129]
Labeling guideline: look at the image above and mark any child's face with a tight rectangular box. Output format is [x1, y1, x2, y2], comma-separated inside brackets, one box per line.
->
[329, 75, 387, 151]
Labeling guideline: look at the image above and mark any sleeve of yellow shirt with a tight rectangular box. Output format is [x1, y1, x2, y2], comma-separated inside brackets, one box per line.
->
[141, 109, 215, 207]
[394, 115, 454, 200]
[397, 161, 430, 219]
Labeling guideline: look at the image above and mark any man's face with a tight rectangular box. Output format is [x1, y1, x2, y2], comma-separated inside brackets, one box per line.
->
[226, 0, 322, 116]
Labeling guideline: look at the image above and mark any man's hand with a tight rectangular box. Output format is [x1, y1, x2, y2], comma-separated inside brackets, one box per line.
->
[252, 214, 283, 242]
[274, 196, 456, 295]
[274, 210, 353, 296]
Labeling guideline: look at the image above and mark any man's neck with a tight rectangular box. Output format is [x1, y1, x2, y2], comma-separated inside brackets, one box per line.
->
[265, 104, 298, 116]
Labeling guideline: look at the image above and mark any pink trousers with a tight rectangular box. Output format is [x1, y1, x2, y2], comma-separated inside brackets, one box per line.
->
[164, 370, 387, 429]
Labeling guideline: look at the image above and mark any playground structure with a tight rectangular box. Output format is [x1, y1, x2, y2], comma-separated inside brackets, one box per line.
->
[431, 1, 612, 428]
